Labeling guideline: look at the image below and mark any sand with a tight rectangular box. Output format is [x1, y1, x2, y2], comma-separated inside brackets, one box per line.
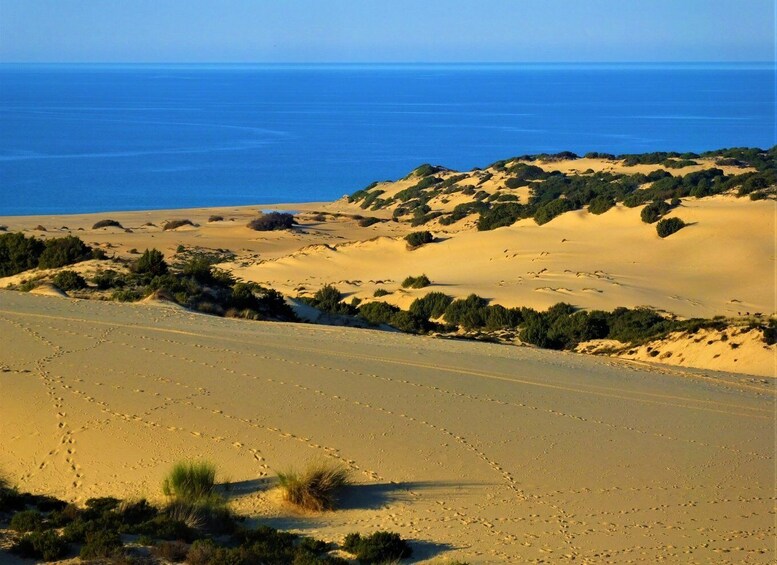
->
[0, 291, 774, 562]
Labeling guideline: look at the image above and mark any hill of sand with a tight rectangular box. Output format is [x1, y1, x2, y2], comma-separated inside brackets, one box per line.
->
[0, 291, 773, 562]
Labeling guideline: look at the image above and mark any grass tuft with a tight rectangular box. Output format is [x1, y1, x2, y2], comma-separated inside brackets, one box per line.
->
[277, 460, 351, 511]
[162, 461, 217, 503]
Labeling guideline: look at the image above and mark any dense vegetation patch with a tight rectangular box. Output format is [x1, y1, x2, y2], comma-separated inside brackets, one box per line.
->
[404, 230, 434, 248]
[163, 219, 196, 231]
[656, 217, 686, 238]
[401, 274, 431, 289]
[0, 233, 100, 277]
[92, 219, 123, 229]
[247, 212, 295, 231]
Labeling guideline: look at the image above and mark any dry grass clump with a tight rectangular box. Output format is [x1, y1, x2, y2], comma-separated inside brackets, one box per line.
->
[162, 461, 217, 502]
[277, 460, 351, 511]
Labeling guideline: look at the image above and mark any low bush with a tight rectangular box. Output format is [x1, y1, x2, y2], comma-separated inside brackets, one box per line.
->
[163, 219, 196, 231]
[359, 301, 400, 326]
[309, 284, 357, 315]
[587, 195, 615, 215]
[444, 294, 489, 328]
[534, 199, 575, 225]
[162, 461, 217, 503]
[11, 530, 69, 562]
[0, 232, 45, 276]
[152, 540, 190, 562]
[132, 248, 168, 276]
[401, 274, 431, 289]
[92, 219, 123, 229]
[358, 217, 382, 227]
[404, 230, 434, 248]
[409, 292, 453, 320]
[207, 215, 224, 222]
[92, 269, 126, 290]
[79, 529, 123, 560]
[52, 270, 87, 291]
[373, 288, 390, 297]
[38, 236, 94, 269]
[640, 200, 673, 223]
[656, 217, 686, 238]
[247, 213, 295, 231]
[10, 509, 44, 532]
[343, 531, 412, 563]
[277, 461, 351, 511]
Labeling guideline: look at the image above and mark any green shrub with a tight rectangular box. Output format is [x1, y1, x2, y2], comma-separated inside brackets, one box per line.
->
[52, 270, 87, 291]
[277, 461, 351, 511]
[92, 219, 123, 229]
[247, 213, 295, 231]
[343, 531, 412, 563]
[38, 236, 93, 269]
[152, 540, 189, 562]
[79, 529, 123, 560]
[133, 248, 168, 276]
[309, 284, 356, 315]
[0, 232, 45, 276]
[388, 310, 429, 333]
[534, 199, 575, 225]
[372, 288, 390, 297]
[92, 269, 126, 290]
[162, 461, 217, 503]
[477, 203, 528, 230]
[656, 217, 686, 238]
[587, 195, 615, 215]
[401, 274, 431, 289]
[163, 219, 196, 231]
[10, 509, 44, 532]
[409, 292, 453, 320]
[444, 294, 489, 328]
[208, 215, 224, 222]
[359, 301, 400, 326]
[640, 200, 673, 223]
[358, 217, 382, 227]
[404, 230, 434, 248]
[11, 530, 69, 562]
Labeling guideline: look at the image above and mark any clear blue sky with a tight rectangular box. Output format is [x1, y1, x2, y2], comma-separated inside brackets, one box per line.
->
[0, 0, 774, 63]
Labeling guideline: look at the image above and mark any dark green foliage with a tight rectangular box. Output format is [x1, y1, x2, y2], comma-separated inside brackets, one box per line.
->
[409, 292, 453, 320]
[373, 288, 390, 297]
[52, 270, 86, 291]
[401, 274, 431, 289]
[163, 219, 196, 230]
[444, 294, 489, 329]
[656, 217, 686, 238]
[587, 195, 615, 215]
[152, 540, 190, 562]
[477, 203, 529, 230]
[387, 310, 429, 333]
[640, 200, 674, 223]
[310, 284, 357, 315]
[208, 215, 224, 222]
[131, 514, 196, 542]
[92, 219, 123, 229]
[607, 307, 671, 342]
[404, 230, 434, 248]
[10, 509, 44, 532]
[79, 529, 123, 559]
[359, 302, 400, 326]
[162, 461, 216, 502]
[534, 199, 575, 225]
[38, 236, 93, 269]
[484, 304, 523, 330]
[133, 248, 168, 276]
[92, 269, 125, 290]
[248, 213, 295, 231]
[663, 158, 698, 168]
[358, 217, 382, 227]
[0, 232, 45, 276]
[343, 531, 412, 564]
[439, 200, 490, 225]
[11, 530, 69, 562]
[410, 211, 443, 226]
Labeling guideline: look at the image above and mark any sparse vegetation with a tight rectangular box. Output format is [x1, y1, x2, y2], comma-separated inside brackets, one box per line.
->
[247, 212, 295, 231]
[343, 531, 413, 563]
[277, 460, 351, 511]
[92, 219, 123, 229]
[401, 274, 431, 289]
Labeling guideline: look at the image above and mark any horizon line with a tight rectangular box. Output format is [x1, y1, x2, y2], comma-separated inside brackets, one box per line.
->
[0, 60, 774, 65]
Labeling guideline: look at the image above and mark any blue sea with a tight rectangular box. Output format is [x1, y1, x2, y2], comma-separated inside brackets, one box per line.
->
[0, 63, 773, 215]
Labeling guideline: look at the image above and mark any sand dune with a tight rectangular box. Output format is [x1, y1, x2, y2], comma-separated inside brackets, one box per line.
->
[0, 291, 773, 562]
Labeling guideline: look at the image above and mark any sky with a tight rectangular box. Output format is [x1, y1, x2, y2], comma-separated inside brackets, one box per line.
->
[0, 0, 774, 63]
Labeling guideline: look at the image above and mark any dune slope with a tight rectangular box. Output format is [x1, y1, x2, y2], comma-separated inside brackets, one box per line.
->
[0, 292, 773, 562]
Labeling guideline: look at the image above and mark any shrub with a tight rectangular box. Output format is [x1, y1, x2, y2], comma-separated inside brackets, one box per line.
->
[388, 311, 429, 333]
[133, 248, 168, 276]
[587, 196, 615, 215]
[11, 530, 69, 562]
[373, 288, 390, 297]
[79, 529, 123, 560]
[0, 232, 45, 276]
[358, 217, 382, 227]
[92, 269, 125, 290]
[401, 274, 431, 289]
[444, 294, 489, 328]
[277, 461, 351, 511]
[534, 199, 575, 225]
[92, 219, 123, 229]
[208, 215, 224, 222]
[247, 213, 295, 231]
[404, 230, 433, 248]
[359, 301, 400, 326]
[409, 292, 453, 320]
[343, 531, 412, 563]
[640, 200, 673, 223]
[163, 219, 196, 231]
[164, 499, 236, 535]
[52, 270, 87, 291]
[38, 236, 93, 269]
[477, 203, 528, 231]
[162, 461, 217, 503]
[309, 284, 356, 315]
[656, 217, 686, 238]
[10, 509, 44, 532]
[152, 540, 189, 562]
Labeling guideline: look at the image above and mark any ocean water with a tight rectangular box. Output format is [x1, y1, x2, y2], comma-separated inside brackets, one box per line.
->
[0, 63, 773, 215]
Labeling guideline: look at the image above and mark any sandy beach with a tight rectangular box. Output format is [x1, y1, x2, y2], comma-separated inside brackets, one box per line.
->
[1, 291, 774, 562]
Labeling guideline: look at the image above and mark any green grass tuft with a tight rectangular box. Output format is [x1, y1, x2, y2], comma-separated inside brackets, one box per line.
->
[277, 460, 351, 511]
[162, 461, 217, 502]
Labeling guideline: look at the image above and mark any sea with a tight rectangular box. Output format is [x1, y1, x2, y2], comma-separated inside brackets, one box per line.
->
[0, 63, 773, 215]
